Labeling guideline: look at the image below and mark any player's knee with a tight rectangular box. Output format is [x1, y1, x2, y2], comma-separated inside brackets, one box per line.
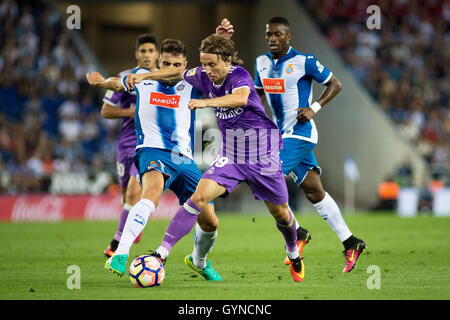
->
[270, 204, 290, 224]
[190, 192, 210, 210]
[305, 188, 325, 204]
[125, 188, 140, 206]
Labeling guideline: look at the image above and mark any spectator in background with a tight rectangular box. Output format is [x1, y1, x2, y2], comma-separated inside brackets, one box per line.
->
[396, 155, 414, 187]
[0, 0, 120, 194]
[304, 0, 449, 187]
[375, 175, 400, 211]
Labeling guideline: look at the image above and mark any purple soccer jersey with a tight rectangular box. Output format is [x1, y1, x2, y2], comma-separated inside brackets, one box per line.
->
[103, 69, 138, 187]
[183, 65, 288, 204]
[183, 65, 282, 163]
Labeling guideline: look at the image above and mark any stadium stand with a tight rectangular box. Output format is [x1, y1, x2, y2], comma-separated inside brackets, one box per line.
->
[0, 0, 116, 194]
[0, 0, 447, 199]
[301, 0, 449, 187]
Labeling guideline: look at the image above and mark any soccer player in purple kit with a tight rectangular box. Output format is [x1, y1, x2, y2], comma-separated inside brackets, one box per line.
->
[126, 32, 305, 282]
[101, 34, 159, 258]
[88, 20, 236, 281]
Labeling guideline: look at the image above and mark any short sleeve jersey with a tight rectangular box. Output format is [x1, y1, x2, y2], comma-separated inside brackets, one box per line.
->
[255, 47, 332, 144]
[121, 68, 202, 159]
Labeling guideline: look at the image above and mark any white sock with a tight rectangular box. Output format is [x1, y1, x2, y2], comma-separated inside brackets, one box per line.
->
[192, 223, 217, 269]
[287, 249, 300, 260]
[313, 192, 352, 241]
[115, 199, 155, 255]
[155, 246, 169, 260]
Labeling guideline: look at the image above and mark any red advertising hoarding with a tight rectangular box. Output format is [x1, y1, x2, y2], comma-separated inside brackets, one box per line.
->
[0, 193, 180, 222]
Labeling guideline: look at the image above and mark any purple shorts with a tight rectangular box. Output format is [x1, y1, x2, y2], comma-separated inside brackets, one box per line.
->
[116, 151, 138, 188]
[201, 154, 289, 205]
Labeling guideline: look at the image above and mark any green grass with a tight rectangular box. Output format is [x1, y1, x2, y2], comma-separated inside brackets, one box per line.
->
[0, 213, 449, 300]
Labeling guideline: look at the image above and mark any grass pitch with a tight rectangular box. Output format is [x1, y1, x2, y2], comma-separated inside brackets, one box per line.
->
[0, 213, 449, 300]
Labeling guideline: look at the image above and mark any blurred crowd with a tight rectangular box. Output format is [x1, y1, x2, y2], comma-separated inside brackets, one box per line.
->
[303, 0, 449, 186]
[0, 0, 118, 193]
[1, 0, 448, 195]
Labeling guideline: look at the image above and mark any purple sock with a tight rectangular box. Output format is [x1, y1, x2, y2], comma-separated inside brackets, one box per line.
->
[114, 208, 130, 241]
[276, 211, 298, 252]
[160, 198, 200, 252]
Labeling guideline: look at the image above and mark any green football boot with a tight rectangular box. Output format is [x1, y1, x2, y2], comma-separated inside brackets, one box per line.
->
[185, 255, 222, 281]
[105, 254, 128, 276]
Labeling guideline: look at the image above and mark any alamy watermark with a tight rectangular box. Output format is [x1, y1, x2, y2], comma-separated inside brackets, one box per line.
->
[366, 5, 381, 30]
[366, 265, 381, 289]
[66, 265, 81, 290]
[66, 5, 81, 30]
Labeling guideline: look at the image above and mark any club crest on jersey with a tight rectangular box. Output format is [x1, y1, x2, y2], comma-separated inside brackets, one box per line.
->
[286, 64, 294, 74]
[176, 84, 185, 91]
[148, 160, 165, 172]
[150, 92, 180, 108]
[262, 78, 285, 94]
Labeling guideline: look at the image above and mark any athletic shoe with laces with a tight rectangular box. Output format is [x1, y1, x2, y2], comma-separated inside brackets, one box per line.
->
[148, 250, 166, 266]
[284, 227, 312, 265]
[105, 254, 128, 276]
[103, 245, 115, 258]
[184, 255, 222, 281]
[289, 257, 305, 282]
[342, 239, 366, 273]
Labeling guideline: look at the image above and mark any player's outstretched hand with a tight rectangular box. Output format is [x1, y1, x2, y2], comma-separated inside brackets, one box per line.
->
[216, 18, 234, 40]
[125, 73, 146, 91]
[296, 107, 316, 123]
[86, 72, 105, 86]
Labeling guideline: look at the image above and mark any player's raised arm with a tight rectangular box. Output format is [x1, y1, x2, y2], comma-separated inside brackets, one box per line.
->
[124, 67, 184, 90]
[86, 72, 124, 92]
[215, 18, 234, 40]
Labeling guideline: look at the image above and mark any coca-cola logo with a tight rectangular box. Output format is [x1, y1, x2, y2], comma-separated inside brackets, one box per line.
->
[84, 196, 122, 220]
[12, 195, 64, 222]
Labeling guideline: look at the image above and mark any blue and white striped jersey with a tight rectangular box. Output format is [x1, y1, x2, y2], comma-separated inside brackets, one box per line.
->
[121, 68, 202, 159]
[255, 47, 332, 144]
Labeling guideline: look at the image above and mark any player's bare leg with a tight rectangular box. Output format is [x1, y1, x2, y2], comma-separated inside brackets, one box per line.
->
[301, 169, 366, 272]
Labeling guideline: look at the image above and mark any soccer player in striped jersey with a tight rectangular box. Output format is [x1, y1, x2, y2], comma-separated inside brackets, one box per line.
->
[101, 34, 158, 258]
[87, 39, 218, 277]
[125, 32, 306, 283]
[254, 17, 366, 272]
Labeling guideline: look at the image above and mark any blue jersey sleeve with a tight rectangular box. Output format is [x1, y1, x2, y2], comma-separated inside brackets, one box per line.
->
[305, 54, 332, 84]
[120, 68, 146, 94]
[254, 59, 263, 89]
